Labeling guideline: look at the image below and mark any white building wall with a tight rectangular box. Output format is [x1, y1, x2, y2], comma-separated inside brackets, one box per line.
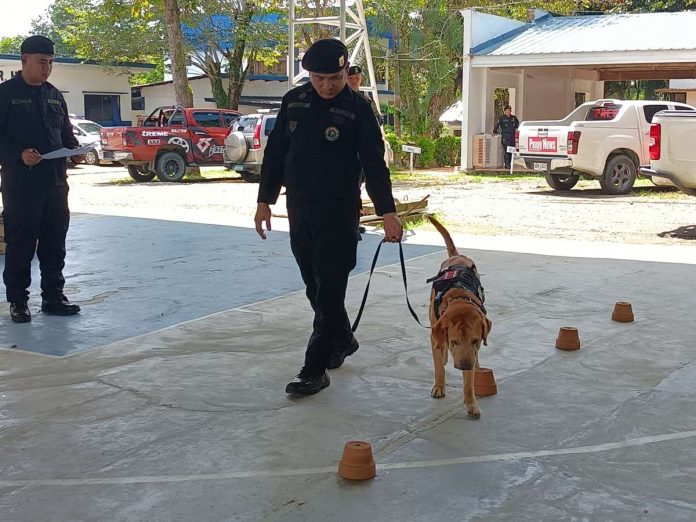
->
[1, 58, 147, 124]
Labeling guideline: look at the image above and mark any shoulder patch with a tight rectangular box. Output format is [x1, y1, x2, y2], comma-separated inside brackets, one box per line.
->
[47, 98, 62, 106]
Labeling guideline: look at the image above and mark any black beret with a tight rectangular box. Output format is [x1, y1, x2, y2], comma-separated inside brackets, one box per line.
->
[301, 39, 348, 74]
[21, 35, 55, 56]
[348, 65, 362, 76]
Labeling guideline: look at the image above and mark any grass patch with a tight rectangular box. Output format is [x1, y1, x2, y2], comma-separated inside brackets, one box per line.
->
[390, 170, 543, 185]
[104, 168, 242, 186]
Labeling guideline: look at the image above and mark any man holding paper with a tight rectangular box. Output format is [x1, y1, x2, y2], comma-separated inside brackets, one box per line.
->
[0, 35, 82, 323]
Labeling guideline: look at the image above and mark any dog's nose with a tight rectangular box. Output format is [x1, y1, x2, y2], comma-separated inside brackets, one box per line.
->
[454, 362, 474, 371]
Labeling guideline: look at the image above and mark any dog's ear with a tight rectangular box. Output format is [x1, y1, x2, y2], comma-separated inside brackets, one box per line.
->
[481, 316, 492, 346]
[431, 319, 447, 349]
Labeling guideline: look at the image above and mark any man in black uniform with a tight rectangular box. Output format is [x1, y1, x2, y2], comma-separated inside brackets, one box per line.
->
[0, 35, 82, 323]
[254, 39, 402, 396]
[493, 105, 520, 169]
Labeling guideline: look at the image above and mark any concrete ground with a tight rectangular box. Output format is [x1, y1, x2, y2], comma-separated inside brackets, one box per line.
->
[1, 214, 695, 521]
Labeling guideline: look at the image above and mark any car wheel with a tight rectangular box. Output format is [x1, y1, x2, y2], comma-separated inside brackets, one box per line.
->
[156, 152, 187, 182]
[600, 154, 636, 195]
[84, 149, 100, 166]
[127, 165, 156, 182]
[545, 173, 579, 191]
[240, 171, 260, 183]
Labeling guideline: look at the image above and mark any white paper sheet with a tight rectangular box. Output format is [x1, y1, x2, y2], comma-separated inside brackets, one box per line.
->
[41, 146, 94, 160]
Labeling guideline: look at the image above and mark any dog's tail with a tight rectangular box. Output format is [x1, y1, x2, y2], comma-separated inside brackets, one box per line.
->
[426, 215, 459, 257]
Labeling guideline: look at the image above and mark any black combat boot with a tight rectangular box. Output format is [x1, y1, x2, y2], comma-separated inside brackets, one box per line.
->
[10, 301, 31, 323]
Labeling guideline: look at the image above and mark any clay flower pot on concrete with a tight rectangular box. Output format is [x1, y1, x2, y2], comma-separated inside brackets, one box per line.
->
[338, 441, 376, 481]
[612, 302, 634, 323]
[474, 367, 497, 397]
[555, 327, 580, 351]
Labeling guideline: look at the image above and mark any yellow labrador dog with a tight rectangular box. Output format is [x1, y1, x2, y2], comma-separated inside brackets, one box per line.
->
[426, 215, 492, 418]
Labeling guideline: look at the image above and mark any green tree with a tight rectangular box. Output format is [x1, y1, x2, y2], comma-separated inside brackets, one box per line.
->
[0, 36, 25, 54]
[185, 1, 286, 109]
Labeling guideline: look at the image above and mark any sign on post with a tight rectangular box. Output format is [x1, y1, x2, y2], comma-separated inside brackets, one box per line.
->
[401, 144, 422, 174]
[506, 145, 517, 174]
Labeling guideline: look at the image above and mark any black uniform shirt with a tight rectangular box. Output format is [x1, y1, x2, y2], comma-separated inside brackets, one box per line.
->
[0, 72, 78, 189]
[494, 114, 520, 145]
[258, 83, 396, 216]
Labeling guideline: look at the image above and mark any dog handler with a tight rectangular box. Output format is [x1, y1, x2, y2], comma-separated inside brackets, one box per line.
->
[0, 36, 82, 323]
[254, 38, 403, 396]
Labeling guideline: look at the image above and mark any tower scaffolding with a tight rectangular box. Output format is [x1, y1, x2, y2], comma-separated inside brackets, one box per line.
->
[287, 0, 381, 111]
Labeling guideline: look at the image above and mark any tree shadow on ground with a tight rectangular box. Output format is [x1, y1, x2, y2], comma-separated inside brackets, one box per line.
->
[95, 176, 248, 186]
[658, 225, 696, 240]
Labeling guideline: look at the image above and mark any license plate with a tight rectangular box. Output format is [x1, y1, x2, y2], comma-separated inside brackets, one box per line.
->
[233, 165, 245, 172]
[533, 162, 548, 172]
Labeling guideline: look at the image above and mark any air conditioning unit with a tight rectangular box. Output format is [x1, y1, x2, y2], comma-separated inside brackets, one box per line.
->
[473, 134, 504, 168]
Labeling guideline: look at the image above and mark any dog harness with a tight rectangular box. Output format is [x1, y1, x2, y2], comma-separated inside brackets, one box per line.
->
[426, 264, 486, 319]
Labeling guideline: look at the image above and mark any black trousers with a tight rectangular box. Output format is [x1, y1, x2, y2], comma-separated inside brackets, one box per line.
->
[287, 197, 359, 376]
[502, 138, 514, 168]
[2, 184, 70, 302]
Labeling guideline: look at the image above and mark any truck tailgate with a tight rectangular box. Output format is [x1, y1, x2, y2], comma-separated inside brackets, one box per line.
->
[100, 127, 126, 151]
[517, 126, 568, 156]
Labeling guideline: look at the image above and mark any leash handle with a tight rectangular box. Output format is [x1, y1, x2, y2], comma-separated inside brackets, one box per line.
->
[351, 239, 430, 332]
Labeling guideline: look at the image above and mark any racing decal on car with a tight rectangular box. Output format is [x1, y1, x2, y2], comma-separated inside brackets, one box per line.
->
[147, 139, 161, 145]
[208, 145, 225, 157]
[324, 126, 340, 142]
[196, 137, 213, 153]
[142, 131, 169, 137]
[168, 136, 190, 153]
[169, 128, 188, 134]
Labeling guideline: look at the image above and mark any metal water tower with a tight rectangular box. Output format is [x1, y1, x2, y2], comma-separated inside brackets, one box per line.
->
[287, 0, 380, 111]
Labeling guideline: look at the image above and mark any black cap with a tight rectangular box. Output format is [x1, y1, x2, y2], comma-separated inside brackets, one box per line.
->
[21, 35, 55, 56]
[301, 39, 348, 74]
[348, 65, 362, 76]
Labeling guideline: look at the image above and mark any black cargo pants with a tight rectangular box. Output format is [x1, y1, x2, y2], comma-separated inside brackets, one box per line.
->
[287, 196, 359, 377]
[2, 184, 70, 302]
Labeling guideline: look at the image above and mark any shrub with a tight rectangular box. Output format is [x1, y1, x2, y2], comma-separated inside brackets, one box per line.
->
[414, 136, 436, 168]
[434, 135, 461, 167]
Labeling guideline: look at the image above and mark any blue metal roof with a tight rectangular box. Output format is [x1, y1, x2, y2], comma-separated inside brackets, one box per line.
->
[473, 11, 696, 56]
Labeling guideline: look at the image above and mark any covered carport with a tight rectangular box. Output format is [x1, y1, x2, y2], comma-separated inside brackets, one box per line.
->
[458, 9, 696, 169]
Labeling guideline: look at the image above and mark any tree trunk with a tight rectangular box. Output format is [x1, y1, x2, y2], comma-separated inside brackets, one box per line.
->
[226, 5, 255, 110]
[164, 0, 193, 107]
[206, 59, 227, 108]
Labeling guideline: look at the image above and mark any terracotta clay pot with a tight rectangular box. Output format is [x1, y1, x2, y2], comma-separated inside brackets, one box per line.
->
[612, 301, 634, 323]
[474, 367, 497, 397]
[338, 440, 376, 481]
[555, 327, 580, 351]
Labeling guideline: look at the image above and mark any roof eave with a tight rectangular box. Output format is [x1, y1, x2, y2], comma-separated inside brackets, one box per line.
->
[472, 49, 696, 68]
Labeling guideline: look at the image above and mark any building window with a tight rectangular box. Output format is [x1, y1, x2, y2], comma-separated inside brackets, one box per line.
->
[85, 94, 121, 125]
[575, 92, 586, 108]
[669, 92, 687, 103]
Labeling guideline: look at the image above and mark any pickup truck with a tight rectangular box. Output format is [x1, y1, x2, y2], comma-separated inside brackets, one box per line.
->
[515, 99, 695, 194]
[100, 106, 241, 182]
[640, 111, 696, 195]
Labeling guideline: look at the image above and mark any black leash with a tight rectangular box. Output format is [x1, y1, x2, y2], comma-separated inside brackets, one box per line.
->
[351, 240, 430, 332]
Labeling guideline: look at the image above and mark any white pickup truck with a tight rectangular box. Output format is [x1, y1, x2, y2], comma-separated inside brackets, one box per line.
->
[640, 111, 696, 196]
[515, 99, 695, 194]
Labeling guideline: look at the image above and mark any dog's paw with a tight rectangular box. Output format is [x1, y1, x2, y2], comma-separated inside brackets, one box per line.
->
[465, 401, 481, 418]
[430, 385, 446, 398]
